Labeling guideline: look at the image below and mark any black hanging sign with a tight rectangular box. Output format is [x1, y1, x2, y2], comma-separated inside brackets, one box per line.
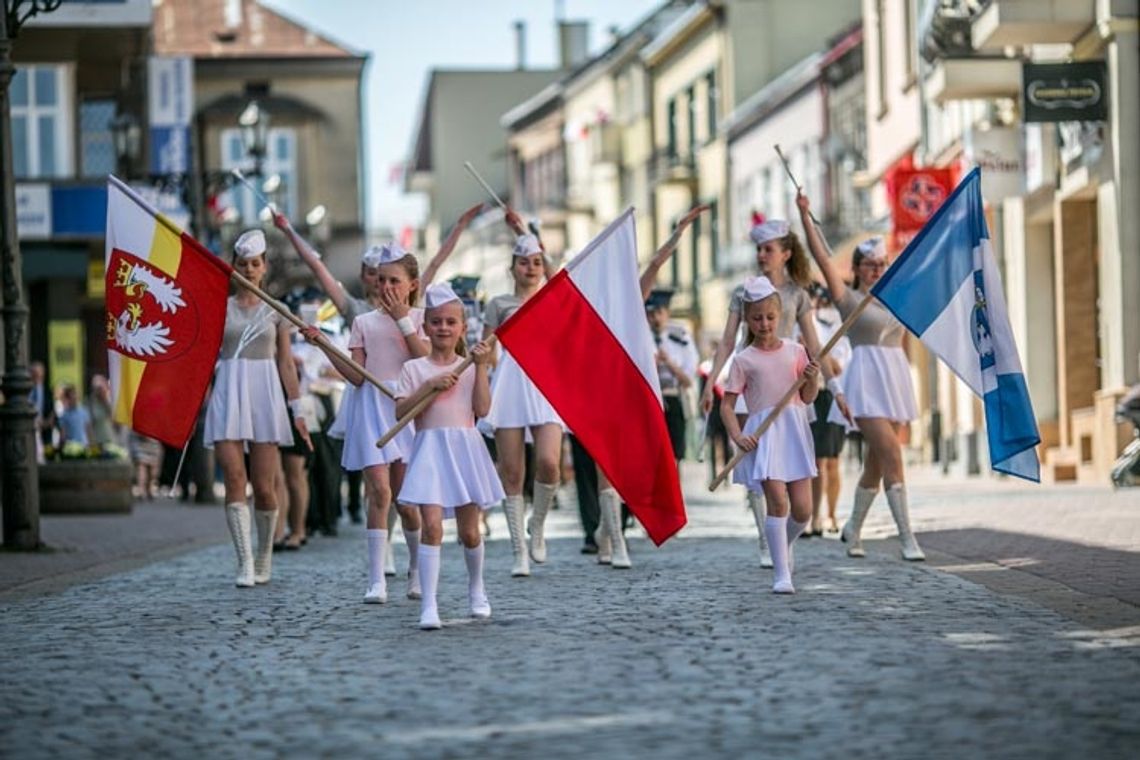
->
[1023, 61, 1107, 122]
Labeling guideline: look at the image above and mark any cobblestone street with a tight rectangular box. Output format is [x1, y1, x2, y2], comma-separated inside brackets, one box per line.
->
[2, 465, 1139, 758]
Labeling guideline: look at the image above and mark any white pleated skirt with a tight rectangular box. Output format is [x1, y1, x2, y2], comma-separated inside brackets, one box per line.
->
[204, 358, 292, 448]
[733, 404, 818, 488]
[327, 384, 351, 439]
[486, 350, 562, 429]
[339, 381, 414, 471]
[828, 345, 918, 426]
[398, 427, 505, 517]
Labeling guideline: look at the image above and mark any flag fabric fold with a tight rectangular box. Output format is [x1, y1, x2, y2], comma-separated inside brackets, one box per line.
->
[872, 167, 1041, 481]
[104, 175, 233, 449]
[495, 209, 687, 544]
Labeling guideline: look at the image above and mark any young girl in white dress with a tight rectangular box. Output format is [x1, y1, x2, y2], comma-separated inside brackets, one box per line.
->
[205, 229, 310, 587]
[396, 284, 504, 630]
[720, 276, 820, 594]
[304, 243, 430, 603]
[482, 233, 563, 577]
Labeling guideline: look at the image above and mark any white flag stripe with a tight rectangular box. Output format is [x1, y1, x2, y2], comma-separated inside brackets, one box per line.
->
[566, 209, 662, 404]
[978, 240, 1024, 377]
[919, 276, 983, 395]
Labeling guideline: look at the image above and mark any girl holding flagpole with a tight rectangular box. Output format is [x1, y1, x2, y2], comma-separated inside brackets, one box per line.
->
[395, 284, 503, 629]
[301, 243, 433, 603]
[482, 228, 564, 577]
[720, 276, 820, 593]
[205, 230, 311, 588]
[699, 218, 845, 567]
[796, 192, 925, 561]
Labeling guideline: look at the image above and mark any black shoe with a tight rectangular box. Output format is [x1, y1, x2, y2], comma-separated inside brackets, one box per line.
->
[349, 511, 363, 525]
[581, 538, 598, 555]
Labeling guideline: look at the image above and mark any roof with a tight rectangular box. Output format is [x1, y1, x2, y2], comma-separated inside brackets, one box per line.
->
[153, 0, 363, 59]
[639, 1, 717, 67]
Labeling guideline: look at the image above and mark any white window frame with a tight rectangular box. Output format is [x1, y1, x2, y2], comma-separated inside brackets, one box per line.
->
[10, 63, 75, 179]
[220, 127, 298, 225]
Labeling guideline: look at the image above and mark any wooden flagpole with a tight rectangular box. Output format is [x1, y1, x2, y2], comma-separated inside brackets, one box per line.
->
[709, 292, 875, 490]
[374, 335, 498, 449]
[228, 271, 397, 400]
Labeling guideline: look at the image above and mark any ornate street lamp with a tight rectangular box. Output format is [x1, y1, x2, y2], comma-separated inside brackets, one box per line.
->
[1, 0, 65, 549]
[109, 109, 141, 179]
[237, 99, 269, 177]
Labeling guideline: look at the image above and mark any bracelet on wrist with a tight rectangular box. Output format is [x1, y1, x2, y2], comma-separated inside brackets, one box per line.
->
[288, 398, 303, 416]
[396, 316, 416, 336]
[826, 378, 843, 396]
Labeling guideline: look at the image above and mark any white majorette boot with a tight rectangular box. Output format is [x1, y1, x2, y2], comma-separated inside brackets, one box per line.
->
[253, 508, 278, 584]
[383, 525, 397, 577]
[765, 515, 794, 594]
[748, 490, 773, 568]
[600, 488, 631, 569]
[886, 483, 925, 561]
[225, 503, 255, 588]
[502, 494, 530, 577]
[364, 529, 388, 603]
[595, 521, 613, 565]
[840, 486, 878, 558]
[527, 480, 558, 564]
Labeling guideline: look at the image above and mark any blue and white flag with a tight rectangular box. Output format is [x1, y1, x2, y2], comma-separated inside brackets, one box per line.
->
[872, 167, 1041, 481]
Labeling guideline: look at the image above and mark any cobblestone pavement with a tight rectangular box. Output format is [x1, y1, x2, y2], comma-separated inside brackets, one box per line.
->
[2, 465, 1139, 759]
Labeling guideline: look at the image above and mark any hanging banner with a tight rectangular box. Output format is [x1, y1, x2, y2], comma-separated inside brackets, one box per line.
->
[148, 56, 194, 176]
[1023, 61, 1107, 123]
[965, 127, 1023, 202]
[890, 167, 956, 233]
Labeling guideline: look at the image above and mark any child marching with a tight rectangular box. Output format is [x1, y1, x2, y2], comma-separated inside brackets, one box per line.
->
[395, 284, 504, 630]
[720, 276, 820, 594]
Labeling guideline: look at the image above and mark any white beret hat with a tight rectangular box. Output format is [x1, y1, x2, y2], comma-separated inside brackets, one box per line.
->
[233, 229, 266, 259]
[749, 219, 790, 246]
[424, 282, 461, 309]
[512, 234, 543, 257]
[361, 242, 408, 268]
[856, 236, 887, 260]
[740, 275, 778, 303]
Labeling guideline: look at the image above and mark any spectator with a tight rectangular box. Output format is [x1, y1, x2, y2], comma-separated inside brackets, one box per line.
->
[57, 384, 91, 448]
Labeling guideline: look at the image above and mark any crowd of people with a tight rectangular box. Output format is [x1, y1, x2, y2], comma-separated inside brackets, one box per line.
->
[187, 184, 929, 631]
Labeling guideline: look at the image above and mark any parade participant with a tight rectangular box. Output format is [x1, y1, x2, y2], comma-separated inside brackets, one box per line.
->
[482, 231, 562, 577]
[646, 288, 699, 466]
[720, 276, 820, 593]
[302, 242, 430, 603]
[699, 218, 845, 567]
[395, 283, 503, 630]
[205, 230, 310, 587]
[797, 193, 925, 561]
[274, 206, 478, 566]
[808, 283, 851, 535]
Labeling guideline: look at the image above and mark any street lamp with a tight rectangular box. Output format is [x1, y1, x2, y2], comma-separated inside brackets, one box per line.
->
[238, 100, 269, 177]
[1, 0, 65, 549]
[109, 110, 141, 179]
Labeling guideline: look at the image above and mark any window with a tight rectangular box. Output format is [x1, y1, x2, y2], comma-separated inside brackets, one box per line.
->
[221, 127, 298, 224]
[670, 219, 680, 287]
[690, 210, 701, 293]
[705, 69, 718, 139]
[875, 0, 889, 118]
[11, 64, 73, 179]
[685, 85, 696, 158]
[80, 99, 116, 178]
[708, 199, 720, 273]
[666, 98, 677, 159]
[903, 0, 917, 87]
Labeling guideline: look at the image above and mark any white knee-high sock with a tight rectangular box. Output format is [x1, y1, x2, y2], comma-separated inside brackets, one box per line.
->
[786, 517, 809, 574]
[764, 516, 791, 585]
[464, 541, 485, 598]
[418, 544, 441, 616]
[404, 528, 421, 574]
[367, 529, 387, 589]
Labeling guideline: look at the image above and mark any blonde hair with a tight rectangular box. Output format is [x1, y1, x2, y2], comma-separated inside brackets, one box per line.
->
[741, 291, 782, 348]
[778, 232, 812, 287]
[380, 254, 421, 306]
[425, 302, 467, 357]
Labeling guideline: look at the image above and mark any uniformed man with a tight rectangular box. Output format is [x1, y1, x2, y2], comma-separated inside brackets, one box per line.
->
[646, 288, 699, 465]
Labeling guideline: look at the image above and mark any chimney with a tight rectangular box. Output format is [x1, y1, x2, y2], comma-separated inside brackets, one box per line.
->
[558, 20, 589, 70]
[514, 20, 526, 70]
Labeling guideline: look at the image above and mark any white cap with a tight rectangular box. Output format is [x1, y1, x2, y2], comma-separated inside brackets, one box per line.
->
[856, 236, 887, 260]
[749, 219, 790, 246]
[513, 234, 542, 257]
[424, 282, 461, 309]
[233, 229, 266, 259]
[740, 275, 778, 303]
[361, 242, 408, 268]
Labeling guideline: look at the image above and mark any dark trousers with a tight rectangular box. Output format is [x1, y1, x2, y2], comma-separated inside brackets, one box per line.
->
[346, 469, 363, 519]
[570, 434, 599, 542]
[307, 432, 342, 534]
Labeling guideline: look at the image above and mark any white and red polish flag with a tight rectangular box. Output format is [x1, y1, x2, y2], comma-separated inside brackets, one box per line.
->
[495, 209, 686, 545]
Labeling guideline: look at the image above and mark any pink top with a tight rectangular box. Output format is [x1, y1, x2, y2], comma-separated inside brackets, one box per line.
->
[348, 307, 425, 381]
[724, 340, 809, 413]
[396, 356, 475, 430]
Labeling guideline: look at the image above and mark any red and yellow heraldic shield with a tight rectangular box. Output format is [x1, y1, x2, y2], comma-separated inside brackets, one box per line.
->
[105, 177, 233, 448]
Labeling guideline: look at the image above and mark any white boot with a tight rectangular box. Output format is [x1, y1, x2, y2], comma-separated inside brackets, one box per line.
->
[404, 528, 422, 599]
[748, 491, 773, 568]
[364, 529, 388, 603]
[383, 521, 397, 576]
[253, 508, 277, 584]
[841, 486, 878, 558]
[528, 481, 558, 564]
[464, 542, 491, 619]
[225, 503, 255, 588]
[765, 515, 793, 594]
[886, 483, 925, 561]
[502, 494, 530, 577]
[786, 517, 809, 576]
[600, 488, 630, 569]
[418, 544, 442, 630]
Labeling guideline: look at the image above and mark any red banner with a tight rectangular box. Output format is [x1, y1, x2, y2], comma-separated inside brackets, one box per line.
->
[890, 167, 956, 233]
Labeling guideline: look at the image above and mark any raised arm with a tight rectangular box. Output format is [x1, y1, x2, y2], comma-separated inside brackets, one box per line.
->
[639, 204, 710, 301]
[795, 192, 847, 303]
[421, 203, 484, 291]
[273, 211, 352, 315]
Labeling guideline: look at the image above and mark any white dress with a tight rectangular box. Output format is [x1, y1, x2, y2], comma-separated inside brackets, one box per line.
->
[483, 293, 562, 429]
[395, 356, 505, 518]
[204, 298, 293, 448]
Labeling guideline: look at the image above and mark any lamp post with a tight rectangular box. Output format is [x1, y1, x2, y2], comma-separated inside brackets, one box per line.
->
[1, 0, 63, 550]
[238, 99, 269, 178]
